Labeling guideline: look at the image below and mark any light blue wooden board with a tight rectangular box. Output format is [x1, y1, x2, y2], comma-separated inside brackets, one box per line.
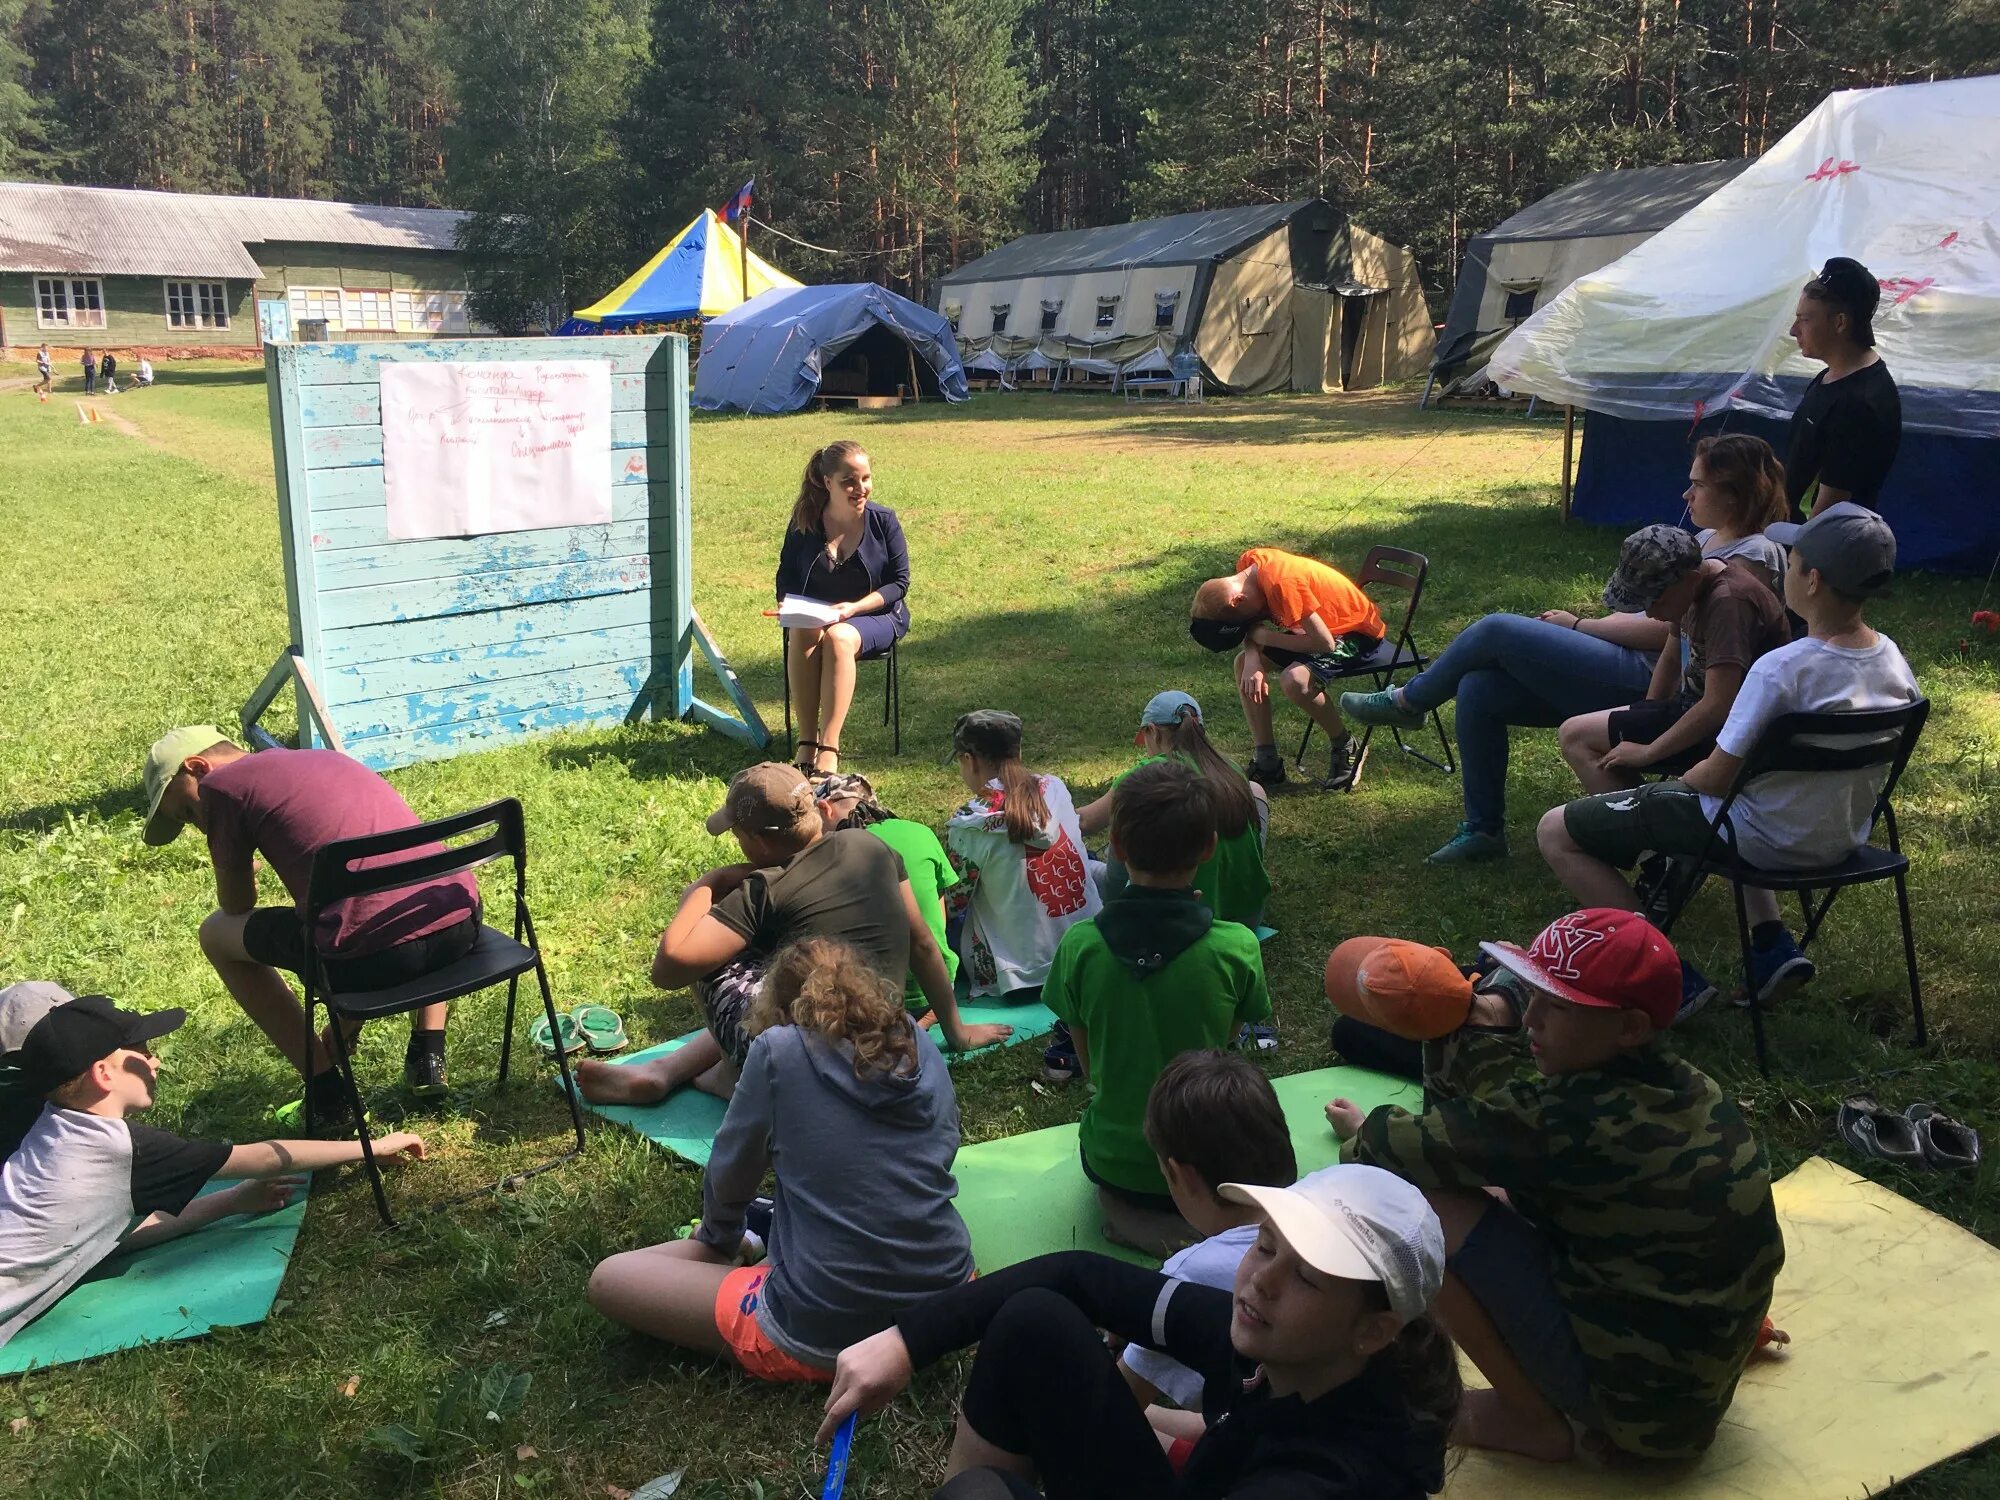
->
[308, 477, 675, 539]
[265, 336, 695, 769]
[316, 553, 653, 631]
[322, 620, 658, 710]
[342, 686, 659, 769]
[293, 339, 668, 385]
[299, 372, 668, 428]
[310, 521, 656, 592]
[318, 590, 657, 673]
[299, 409, 652, 471]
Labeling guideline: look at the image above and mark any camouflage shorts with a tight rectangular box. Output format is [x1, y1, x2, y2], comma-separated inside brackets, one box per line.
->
[695, 955, 767, 1067]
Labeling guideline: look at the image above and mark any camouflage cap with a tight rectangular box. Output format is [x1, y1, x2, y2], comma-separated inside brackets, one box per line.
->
[1602, 525, 1702, 614]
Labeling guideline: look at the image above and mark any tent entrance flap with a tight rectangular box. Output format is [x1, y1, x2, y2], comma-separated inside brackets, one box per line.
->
[820, 323, 942, 401]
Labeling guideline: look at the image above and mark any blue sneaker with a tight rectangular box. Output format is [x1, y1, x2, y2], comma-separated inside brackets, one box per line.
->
[1339, 688, 1425, 730]
[1425, 823, 1509, 865]
[1677, 960, 1718, 1023]
[1042, 1021, 1081, 1082]
[1738, 929, 1817, 1008]
[1235, 1021, 1279, 1052]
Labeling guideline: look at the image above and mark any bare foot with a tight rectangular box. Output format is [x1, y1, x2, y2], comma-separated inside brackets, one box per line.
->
[692, 1056, 740, 1101]
[576, 1057, 672, 1105]
[1454, 1388, 1576, 1462]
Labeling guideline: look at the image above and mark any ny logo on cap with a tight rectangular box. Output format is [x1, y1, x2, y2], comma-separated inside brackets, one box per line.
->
[1531, 914, 1607, 979]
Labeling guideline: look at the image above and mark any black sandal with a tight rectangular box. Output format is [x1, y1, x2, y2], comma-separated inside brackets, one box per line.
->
[793, 739, 823, 773]
[813, 742, 841, 775]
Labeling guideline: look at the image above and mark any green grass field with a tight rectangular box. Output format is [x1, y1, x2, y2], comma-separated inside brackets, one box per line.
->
[2, 361, 1997, 1498]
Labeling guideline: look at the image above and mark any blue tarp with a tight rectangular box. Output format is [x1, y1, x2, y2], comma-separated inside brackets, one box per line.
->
[693, 283, 969, 415]
[1573, 407, 2000, 576]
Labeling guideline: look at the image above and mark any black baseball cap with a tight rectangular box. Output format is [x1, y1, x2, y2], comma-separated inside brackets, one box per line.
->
[1189, 617, 1249, 653]
[18, 995, 185, 1092]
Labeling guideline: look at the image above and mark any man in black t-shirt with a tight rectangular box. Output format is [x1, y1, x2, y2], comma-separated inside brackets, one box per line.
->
[1785, 257, 1901, 521]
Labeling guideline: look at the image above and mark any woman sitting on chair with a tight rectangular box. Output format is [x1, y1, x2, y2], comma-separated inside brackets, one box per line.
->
[777, 440, 911, 774]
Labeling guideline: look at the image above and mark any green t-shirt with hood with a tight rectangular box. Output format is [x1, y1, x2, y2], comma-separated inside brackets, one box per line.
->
[1043, 885, 1271, 1196]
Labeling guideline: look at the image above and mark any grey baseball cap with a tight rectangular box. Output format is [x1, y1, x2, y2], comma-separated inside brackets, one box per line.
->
[1767, 501, 1896, 598]
[0, 981, 74, 1060]
[1602, 525, 1703, 613]
[951, 709, 1024, 761]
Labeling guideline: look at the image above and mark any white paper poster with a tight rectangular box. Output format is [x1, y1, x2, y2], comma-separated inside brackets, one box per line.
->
[381, 360, 613, 539]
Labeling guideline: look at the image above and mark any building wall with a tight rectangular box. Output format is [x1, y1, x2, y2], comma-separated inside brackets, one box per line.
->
[1, 243, 480, 350]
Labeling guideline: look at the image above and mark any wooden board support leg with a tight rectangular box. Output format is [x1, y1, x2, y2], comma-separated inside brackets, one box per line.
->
[684, 607, 770, 749]
[240, 648, 345, 753]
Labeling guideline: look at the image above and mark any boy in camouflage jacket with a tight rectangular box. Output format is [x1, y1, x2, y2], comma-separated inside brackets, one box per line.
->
[1326, 908, 1783, 1463]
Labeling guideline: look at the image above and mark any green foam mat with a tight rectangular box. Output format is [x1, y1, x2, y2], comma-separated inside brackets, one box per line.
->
[569, 993, 1062, 1166]
[950, 1065, 1419, 1271]
[0, 1179, 310, 1374]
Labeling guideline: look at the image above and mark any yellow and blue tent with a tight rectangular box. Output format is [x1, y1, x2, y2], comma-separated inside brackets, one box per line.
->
[572, 209, 801, 326]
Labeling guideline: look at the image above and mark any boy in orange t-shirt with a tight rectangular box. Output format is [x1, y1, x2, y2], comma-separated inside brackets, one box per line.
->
[1190, 548, 1385, 789]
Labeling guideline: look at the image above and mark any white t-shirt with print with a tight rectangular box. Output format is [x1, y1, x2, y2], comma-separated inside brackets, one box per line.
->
[1120, 1223, 1259, 1408]
[0, 1108, 228, 1348]
[1702, 633, 1919, 870]
[945, 775, 1103, 996]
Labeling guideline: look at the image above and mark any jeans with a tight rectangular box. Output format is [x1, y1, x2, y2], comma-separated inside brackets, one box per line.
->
[1399, 614, 1654, 835]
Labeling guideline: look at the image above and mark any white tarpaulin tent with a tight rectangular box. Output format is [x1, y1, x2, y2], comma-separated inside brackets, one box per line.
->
[1491, 74, 2000, 573]
[1492, 74, 2000, 439]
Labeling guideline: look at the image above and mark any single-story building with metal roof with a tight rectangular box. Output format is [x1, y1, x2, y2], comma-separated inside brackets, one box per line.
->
[937, 199, 1435, 395]
[0, 181, 486, 356]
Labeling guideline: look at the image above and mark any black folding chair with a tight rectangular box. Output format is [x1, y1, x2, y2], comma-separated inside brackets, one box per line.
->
[301, 798, 585, 1226]
[782, 627, 902, 758]
[1656, 699, 1929, 1075]
[1294, 546, 1455, 789]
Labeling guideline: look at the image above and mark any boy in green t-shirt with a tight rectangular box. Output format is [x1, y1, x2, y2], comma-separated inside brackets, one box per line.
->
[1044, 759, 1273, 1257]
[814, 772, 959, 1010]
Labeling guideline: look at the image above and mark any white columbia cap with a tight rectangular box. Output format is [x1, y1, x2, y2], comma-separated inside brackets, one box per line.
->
[1220, 1163, 1445, 1320]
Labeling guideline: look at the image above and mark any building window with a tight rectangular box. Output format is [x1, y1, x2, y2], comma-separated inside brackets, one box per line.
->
[1503, 286, 1539, 321]
[345, 288, 394, 331]
[990, 302, 1010, 334]
[391, 289, 471, 334]
[34, 277, 105, 329]
[165, 279, 231, 330]
[1040, 299, 1062, 331]
[1095, 295, 1120, 328]
[288, 286, 345, 330]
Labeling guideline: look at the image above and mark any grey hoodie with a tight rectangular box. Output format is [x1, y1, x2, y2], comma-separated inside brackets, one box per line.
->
[695, 1021, 974, 1367]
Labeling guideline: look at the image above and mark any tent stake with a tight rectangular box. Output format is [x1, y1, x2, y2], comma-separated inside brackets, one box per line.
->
[1561, 404, 1576, 523]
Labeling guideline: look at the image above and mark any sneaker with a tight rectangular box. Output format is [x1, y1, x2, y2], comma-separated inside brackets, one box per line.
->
[1245, 752, 1288, 789]
[1042, 1021, 1081, 1082]
[403, 1035, 449, 1098]
[1236, 1021, 1279, 1052]
[1424, 823, 1508, 865]
[1318, 736, 1361, 791]
[1633, 854, 1676, 926]
[1339, 688, 1424, 730]
[1676, 960, 1718, 1023]
[275, 1069, 354, 1133]
[1737, 929, 1817, 1009]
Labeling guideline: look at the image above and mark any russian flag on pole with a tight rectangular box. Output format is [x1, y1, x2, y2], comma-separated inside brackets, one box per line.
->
[721, 178, 754, 224]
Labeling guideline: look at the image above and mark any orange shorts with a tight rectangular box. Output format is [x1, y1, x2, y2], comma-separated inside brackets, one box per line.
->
[714, 1265, 833, 1385]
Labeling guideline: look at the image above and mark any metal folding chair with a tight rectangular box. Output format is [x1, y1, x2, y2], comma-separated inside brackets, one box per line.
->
[301, 797, 585, 1226]
[1655, 699, 1929, 1075]
[1294, 545, 1456, 788]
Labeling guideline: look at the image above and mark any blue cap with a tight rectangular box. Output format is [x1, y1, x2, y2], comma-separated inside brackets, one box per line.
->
[1140, 690, 1202, 728]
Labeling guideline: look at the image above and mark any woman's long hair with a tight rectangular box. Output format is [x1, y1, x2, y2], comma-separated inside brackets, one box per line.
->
[790, 440, 868, 534]
[1694, 434, 1787, 537]
[744, 936, 918, 1080]
[1156, 714, 1257, 841]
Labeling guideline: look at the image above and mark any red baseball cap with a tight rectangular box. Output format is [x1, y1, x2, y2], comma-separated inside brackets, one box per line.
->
[1478, 909, 1681, 1031]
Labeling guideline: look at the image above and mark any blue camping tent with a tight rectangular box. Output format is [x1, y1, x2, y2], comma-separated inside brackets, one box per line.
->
[693, 283, 969, 414]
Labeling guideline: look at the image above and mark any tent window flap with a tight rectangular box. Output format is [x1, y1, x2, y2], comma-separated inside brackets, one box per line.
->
[1095, 296, 1120, 328]
[990, 302, 1010, 333]
[1503, 285, 1540, 321]
[1040, 298, 1063, 331]
[1154, 289, 1181, 329]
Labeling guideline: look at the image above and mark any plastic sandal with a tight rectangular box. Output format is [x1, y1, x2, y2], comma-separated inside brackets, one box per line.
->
[571, 1004, 628, 1054]
[529, 1012, 586, 1058]
[1835, 1095, 1925, 1166]
[1907, 1103, 1982, 1170]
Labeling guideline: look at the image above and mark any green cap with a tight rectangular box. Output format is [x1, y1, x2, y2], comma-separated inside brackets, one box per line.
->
[141, 725, 228, 845]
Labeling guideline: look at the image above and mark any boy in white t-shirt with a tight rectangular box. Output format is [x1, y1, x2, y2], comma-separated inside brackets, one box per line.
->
[1117, 1049, 1297, 1425]
[0, 995, 425, 1349]
[1538, 502, 1918, 1014]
